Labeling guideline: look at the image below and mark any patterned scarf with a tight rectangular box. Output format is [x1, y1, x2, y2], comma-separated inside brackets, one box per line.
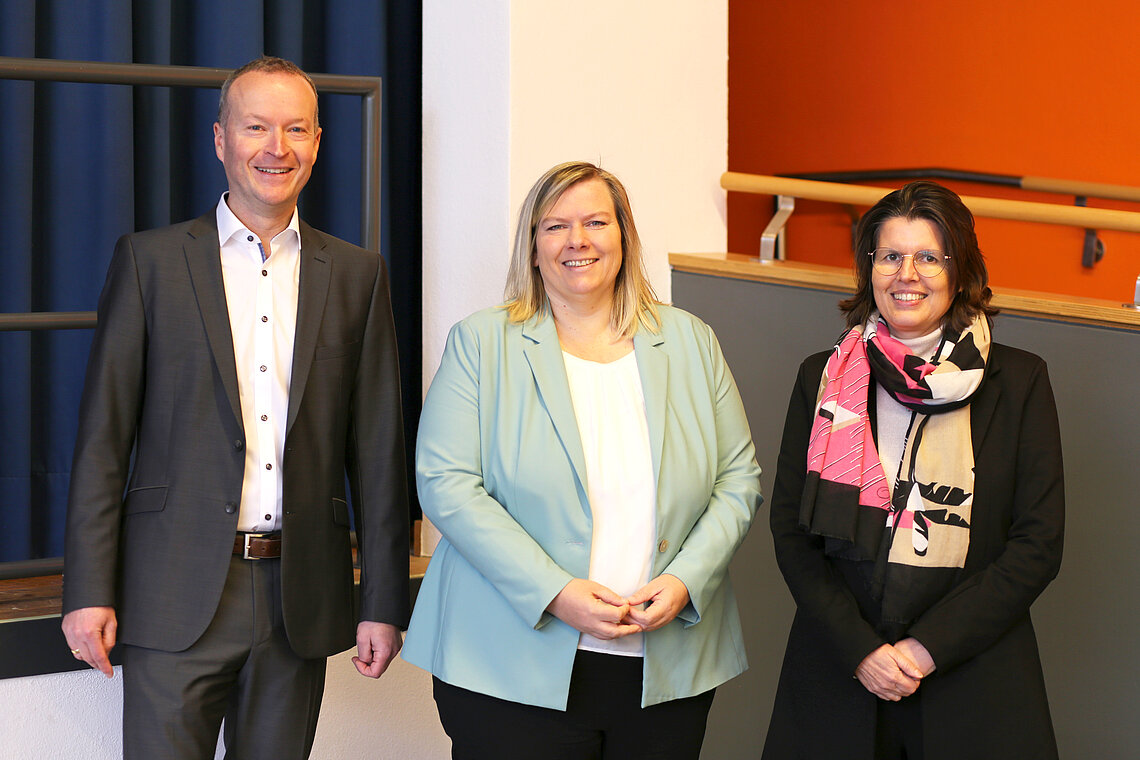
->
[800, 313, 990, 624]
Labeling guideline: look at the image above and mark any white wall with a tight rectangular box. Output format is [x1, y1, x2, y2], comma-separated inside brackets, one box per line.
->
[1, 2, 727, 757]
[0, 655, 447, 760]
[508, 1, 729, 318]
[0, 667, 122, 758]
[421, 0, 513, 386]
[423, 0, 728, 390]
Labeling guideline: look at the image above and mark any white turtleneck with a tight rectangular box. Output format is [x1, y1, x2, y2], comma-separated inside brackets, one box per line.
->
[876, 328, 943, 490]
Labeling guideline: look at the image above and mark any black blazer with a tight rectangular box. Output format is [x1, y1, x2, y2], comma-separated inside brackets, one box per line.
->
[763, 343, 1064, 760]
[62, 212, 409, 659]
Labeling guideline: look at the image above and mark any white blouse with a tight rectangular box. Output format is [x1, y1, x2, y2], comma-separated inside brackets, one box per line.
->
[562, 350, 657, 657]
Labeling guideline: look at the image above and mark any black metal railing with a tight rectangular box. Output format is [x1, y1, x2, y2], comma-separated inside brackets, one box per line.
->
[0, 56, 382, 578]
[778, 167, 1140, 268]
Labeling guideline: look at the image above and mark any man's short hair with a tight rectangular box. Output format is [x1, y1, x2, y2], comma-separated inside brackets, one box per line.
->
[217, 56, 320, 128]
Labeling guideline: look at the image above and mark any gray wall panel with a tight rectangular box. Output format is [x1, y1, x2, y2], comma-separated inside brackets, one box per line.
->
[674, 271, 1140, 758]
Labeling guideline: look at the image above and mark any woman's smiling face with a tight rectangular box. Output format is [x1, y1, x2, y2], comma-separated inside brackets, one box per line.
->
[871, 216, 955, 339]
[533, 178, 623, 311]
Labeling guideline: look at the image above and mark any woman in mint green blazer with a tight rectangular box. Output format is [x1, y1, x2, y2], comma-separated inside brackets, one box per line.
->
[402, 161, 762, 759]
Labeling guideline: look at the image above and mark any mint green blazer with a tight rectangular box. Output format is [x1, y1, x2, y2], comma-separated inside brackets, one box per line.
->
[401, 305, 762, 709]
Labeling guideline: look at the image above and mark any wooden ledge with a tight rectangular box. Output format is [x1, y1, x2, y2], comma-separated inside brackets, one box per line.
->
[0, 555, 432, 624]
[669, 253, 1140, 331]
[0, 556, 433, 680]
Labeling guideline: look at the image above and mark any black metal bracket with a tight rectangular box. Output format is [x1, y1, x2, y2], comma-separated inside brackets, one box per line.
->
[1074, 197, 1105, 268]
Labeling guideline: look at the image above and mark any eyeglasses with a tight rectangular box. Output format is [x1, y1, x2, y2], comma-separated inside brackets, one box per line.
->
[868, 248, 951, 277]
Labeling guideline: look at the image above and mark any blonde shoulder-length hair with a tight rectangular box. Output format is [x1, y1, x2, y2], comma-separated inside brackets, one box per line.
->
[503, 161, 660, 337]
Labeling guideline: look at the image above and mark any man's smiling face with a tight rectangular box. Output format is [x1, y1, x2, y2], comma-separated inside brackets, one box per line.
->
[213, 70, 322, 227]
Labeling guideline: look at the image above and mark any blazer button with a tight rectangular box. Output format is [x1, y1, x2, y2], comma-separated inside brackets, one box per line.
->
[224, 502, 237, 514]
[658, 539, 669, 553]
[233, 440, 244, 451]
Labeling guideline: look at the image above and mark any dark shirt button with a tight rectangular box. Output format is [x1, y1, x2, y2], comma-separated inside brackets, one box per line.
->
[260, 414, 268, 421]
[224, 502, 237, 514]
[261, 269, 268, 276]
[264, 514, 271, 521]
[233, 440, 243, 451]
[261, 316, 268, 323]
[260, 365, 267, 372]
[247, 235, 254, 242]
[265, 463, 272, 470]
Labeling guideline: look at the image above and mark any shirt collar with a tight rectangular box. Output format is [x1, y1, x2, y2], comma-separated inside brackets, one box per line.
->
[215, 192, 301, 248]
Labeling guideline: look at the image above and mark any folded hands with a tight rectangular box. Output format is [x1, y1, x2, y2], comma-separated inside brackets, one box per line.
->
[546, 574, 690, 639]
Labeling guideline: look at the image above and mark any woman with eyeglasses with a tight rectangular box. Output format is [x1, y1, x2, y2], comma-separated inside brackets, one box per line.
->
[762, 181, 1063, 760]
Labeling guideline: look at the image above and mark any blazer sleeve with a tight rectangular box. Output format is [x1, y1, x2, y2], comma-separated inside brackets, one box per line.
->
[906, 358, 1065, 672]
[660, 324, 763, 625]
[769, 354, 887, 673]
[415, 320, 575, 629]
[62, 234, 148, 614]
[347, 255, 412, 628]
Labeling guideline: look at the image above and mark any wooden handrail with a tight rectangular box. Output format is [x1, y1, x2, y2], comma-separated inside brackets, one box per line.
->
[722, 172, 1140, 233]
[782, 168, 1140, 206]
[1020, 176, 1140, 204]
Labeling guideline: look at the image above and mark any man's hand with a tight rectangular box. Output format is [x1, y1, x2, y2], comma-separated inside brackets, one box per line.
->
[623, 574, 690, 632]
[352, 622, 403, 678]
[62, 606, 117, 678]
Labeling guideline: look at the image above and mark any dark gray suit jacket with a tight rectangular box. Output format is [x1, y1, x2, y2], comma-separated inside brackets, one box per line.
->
[62, 212, 410, 659]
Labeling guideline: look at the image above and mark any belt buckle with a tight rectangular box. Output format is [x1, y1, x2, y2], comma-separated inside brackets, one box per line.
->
[242, 531, 270, 560]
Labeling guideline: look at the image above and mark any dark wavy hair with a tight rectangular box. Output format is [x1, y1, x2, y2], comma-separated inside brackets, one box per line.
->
[839, 180, 998, 333]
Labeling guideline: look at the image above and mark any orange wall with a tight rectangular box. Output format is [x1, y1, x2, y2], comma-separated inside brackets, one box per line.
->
[728, 1, 1140, 301]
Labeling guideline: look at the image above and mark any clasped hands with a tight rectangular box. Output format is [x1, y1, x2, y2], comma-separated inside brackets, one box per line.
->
[854, 638, 936, 701]
[546, 575, 689, 639]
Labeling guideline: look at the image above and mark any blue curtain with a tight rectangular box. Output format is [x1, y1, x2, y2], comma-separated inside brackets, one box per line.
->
[0, 0, 421, 562]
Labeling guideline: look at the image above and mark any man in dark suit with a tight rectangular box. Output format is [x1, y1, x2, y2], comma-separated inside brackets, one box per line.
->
[60, 56, 409, 759]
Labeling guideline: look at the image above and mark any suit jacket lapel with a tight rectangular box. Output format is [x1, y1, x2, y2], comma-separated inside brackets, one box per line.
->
[183, 214, 242, 428]
[634, 329, 668, 490]
[287, 222, 331, 436]
[521, 315, 589, 493]
[864, 347, 1002, 456]
[970, 352, 1002, 455]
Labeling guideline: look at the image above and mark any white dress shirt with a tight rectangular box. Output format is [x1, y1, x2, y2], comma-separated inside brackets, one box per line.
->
[216, 194, 301, 532]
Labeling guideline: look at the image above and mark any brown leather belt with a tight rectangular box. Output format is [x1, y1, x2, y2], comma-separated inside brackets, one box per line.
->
[233, 532, 282, 560]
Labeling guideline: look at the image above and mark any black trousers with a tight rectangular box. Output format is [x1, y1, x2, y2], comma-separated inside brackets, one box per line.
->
[875, 689, 925, 760]
[121, 555, 326, 760]
[433, 649, 716, 760]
